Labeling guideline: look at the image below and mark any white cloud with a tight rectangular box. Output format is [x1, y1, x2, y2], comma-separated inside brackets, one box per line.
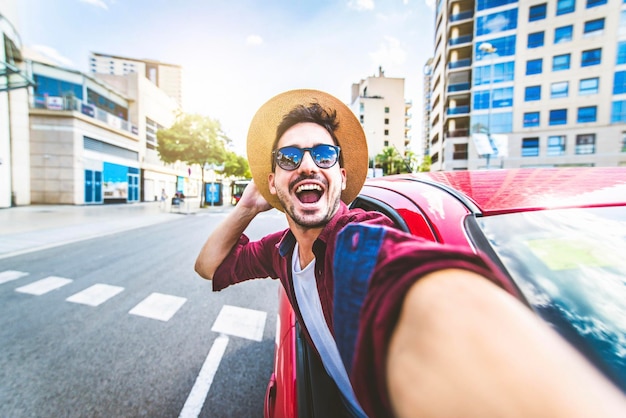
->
[79, 0, 109, 10]
[424, 0, 436, 10]
[27, 45, 75, 68]
[246, 34, 263, 46]
[348, 0, 375, 11]
[369, 36, 407, 68]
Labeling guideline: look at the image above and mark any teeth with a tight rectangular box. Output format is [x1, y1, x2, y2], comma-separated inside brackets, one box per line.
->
[296, 184, 322, 193]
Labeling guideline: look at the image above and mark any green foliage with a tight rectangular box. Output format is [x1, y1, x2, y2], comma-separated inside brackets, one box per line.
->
[419, 154, 432, 172]
[223, 152, 251, 178]
[375, 146, 411, 175]
[156, 113, 229, 166]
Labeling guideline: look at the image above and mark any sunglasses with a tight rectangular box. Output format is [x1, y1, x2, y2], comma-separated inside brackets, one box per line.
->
[273, 144, 341, 171]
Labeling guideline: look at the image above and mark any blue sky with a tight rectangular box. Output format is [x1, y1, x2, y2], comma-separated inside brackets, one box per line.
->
[17, 0, 435, 154]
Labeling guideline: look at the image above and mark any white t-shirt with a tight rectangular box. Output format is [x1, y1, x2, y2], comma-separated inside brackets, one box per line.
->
[292, 243, 365, 417]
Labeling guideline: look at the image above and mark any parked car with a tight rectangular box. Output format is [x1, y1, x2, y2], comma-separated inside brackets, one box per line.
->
[264, 167, 626, 418]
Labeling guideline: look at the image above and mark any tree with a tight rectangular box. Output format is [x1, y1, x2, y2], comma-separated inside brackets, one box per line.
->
[223, 151, 251, 178]
[157, 113, 229, 205]
[418, 154, 432, 172]
[375, 146, 409, 175]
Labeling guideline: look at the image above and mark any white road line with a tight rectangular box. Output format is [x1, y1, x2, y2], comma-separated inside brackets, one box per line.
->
[128, 292, 187, 322]
[211, 304, 267, 342]
[15, 276, 73, 295]
[179, 334, 229, 418]
[0, 270, 29, 284]
[66, 284, 125, 306]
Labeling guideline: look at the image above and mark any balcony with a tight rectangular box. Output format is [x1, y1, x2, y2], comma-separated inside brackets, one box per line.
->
[446, 106, 470, 116]
[33, 95, 137, 134]
[448, 35, 473, 46]
[448, 58, 472, 70]
[449, 10, 474, 22]
[447, 82, 470, 93]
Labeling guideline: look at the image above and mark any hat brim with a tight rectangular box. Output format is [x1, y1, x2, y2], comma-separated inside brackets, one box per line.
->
[247, 89, 368, 212]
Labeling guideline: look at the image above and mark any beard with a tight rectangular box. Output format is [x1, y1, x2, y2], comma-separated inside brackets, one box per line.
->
[275, 174, 342, 229]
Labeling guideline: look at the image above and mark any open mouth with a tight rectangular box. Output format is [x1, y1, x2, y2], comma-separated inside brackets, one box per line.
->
[296, 184, 323, 204]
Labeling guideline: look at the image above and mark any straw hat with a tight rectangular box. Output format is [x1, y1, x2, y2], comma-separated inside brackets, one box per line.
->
[247, 89, 368, 211]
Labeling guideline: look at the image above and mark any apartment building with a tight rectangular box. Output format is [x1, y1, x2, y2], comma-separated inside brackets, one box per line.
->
[423, 58, 434, 158]
[89, 52, 183, 108]
[430, 0, 626, 171]
[350, 67, 412, 167]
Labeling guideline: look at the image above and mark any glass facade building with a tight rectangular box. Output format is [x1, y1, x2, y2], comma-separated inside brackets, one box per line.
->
[429, 0, 626, 170]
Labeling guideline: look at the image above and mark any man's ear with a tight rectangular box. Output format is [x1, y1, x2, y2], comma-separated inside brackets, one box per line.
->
[268, 173, 277, 195]
[341, 168, 347, 190]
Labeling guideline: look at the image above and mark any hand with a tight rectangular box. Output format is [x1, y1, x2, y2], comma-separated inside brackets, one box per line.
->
[238, 181, 272, 213]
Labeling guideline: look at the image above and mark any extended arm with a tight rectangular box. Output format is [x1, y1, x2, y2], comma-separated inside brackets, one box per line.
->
[386, 269, 626, 417]
[194, 181, 272, 280]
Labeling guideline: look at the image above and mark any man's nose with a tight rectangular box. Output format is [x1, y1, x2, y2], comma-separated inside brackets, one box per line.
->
[298, 150, 318, 172]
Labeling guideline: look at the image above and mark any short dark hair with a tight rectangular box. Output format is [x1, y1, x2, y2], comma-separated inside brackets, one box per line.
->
[272, 103, 342, 169]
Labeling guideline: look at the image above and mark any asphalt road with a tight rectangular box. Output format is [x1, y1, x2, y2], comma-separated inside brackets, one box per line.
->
[0, 209, 288, 417]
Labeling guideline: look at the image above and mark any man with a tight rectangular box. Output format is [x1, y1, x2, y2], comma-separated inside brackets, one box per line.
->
[195, 89, 393, 416]
[196, 90, 626, 417]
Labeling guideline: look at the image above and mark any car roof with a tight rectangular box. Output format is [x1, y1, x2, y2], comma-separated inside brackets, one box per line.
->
[364, 167, 626, 216]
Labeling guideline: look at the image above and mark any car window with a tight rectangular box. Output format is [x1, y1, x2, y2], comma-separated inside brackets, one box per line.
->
[477, 206, 626, 391]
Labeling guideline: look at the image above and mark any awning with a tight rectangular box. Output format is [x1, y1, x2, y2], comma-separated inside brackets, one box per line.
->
[0, 60, 34, 92]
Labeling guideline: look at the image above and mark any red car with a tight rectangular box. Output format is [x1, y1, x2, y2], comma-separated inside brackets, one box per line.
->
[264, 167, 626, 417]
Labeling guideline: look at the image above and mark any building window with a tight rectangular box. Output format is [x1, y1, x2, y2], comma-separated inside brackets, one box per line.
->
[384, 118, 389, 124]
[360, 115, 364, 123]
[477, 0, 518, 11]
[472, 112, 513, 133]
[581, 48, 602, 67]
[577, 106, 597, 123]
[522, 138, 540, 156]
[493, 87, 513, 107]
[547, 135, 566, 156]
[549, 109, 568, 125]
[384, 130, 389, 136]
[586, 0, 607, 8]
[614, 71, 626, 94]
[475, 36, 517, 60]
[384, 106, 389, 113]
[617, 42, 626, 64]
[453, 143, 468, 160]
[557, 0, 575, 15]
[526, 59, 543, 75]
[551, 81, 569, 98]
[529, 4, 547, 21]
[473, 91, 490, 110]
[384, 140, 389, 146]
[612, 100, 626, 123]
[525, 85, 541, 101]
[584, 18, 605, 36]
[473, 61, 516, 85]
[476, 9, 518, 36]
[527, 32, 545, 48]
[622, 132, 626, 152]
[553, 54, 571, 71]
[554, 25, 573, 44]
[523, 112, 540, 127]
[576, 134, 596, 154]
[580, 77, 599, 95]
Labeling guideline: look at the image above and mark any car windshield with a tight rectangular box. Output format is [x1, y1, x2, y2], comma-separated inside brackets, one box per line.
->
[476, 206, 626, 392]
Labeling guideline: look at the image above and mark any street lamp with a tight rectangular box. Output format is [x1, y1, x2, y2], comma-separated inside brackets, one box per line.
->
[479, 42, 497, 169]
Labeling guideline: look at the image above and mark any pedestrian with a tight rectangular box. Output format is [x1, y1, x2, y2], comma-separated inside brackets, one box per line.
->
[160, 188, 167, 210]
[194, 89, 626, 417]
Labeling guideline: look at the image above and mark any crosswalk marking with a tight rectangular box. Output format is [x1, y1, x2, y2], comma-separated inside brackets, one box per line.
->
[0, 270, 29, 284]
[211, 304, 267, 342]
[15, 276, 73, 295]
[66, 284, 124, 306]
[129, 292, 187, 322]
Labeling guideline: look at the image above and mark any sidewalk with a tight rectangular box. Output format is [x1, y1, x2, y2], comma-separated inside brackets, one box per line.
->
[0, 199, 222, 260]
